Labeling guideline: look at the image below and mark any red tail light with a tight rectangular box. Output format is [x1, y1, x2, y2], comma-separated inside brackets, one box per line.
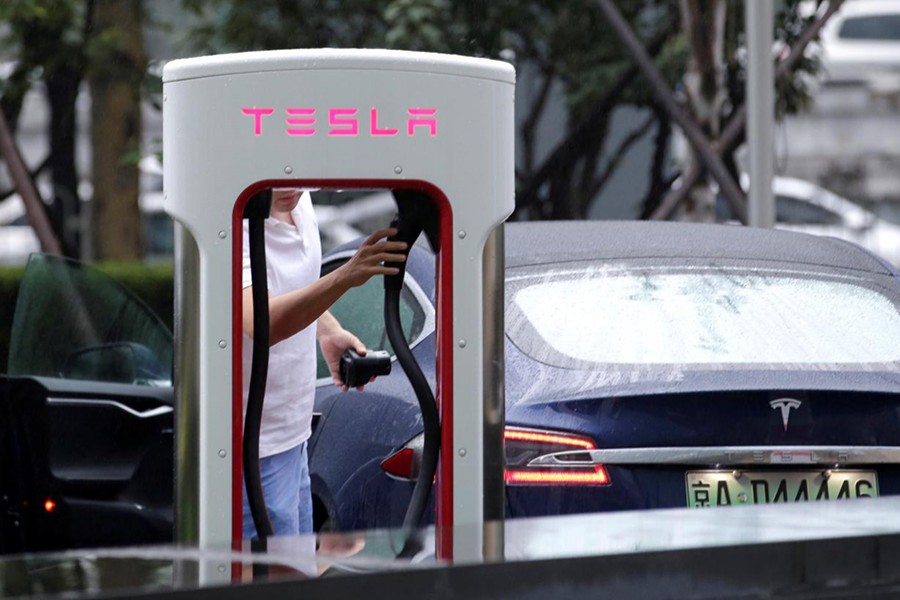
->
[381, 427, 610, 486]
[43, 498, 57, 513]
[504, 427, 610, 486]
[505, 467, 609, 485]
[380, 432, 425, 480]
[380, 447, 416, 479]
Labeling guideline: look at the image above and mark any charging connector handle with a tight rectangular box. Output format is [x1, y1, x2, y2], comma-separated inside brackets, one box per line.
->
[339, 349, 391, 388]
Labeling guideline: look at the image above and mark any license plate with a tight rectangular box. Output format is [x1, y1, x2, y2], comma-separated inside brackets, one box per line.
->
[686, 470, 878, 508]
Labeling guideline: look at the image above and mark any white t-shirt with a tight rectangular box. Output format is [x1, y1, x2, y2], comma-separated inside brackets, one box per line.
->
[242, 191, 322, 457]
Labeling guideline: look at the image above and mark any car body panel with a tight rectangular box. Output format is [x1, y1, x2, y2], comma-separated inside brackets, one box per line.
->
[1, 375, 173, 553]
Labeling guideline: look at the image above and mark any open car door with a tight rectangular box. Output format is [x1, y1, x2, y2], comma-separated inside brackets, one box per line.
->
[1, 254, 174, 553]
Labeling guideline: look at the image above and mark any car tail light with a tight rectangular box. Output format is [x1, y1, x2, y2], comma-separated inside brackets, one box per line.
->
[380, 447, 417, 479]
[381, 427, 610, 486]
[504, 427, 609, 486]
[380, 432, 425, 480]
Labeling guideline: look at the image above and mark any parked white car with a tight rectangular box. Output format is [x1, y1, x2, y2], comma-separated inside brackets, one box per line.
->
[0, 197, 41, 265]
[0, 188, 171, 265]
[0, 155, 172, 264]
[0, 179, 390, 264]
[718, 175, 900, 267]
[817, 0, 900, 87]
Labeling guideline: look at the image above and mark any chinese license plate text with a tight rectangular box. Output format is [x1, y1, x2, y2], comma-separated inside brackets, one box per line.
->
[686, 470, 878, 507]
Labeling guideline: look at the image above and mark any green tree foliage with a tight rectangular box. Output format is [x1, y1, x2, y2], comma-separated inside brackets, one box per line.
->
[0, 1, 84, 123]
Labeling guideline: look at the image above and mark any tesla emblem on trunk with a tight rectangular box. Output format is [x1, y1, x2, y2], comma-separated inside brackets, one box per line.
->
[770, 398, 802, 431]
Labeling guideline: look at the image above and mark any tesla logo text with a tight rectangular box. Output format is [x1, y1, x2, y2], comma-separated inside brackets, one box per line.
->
[769, 398, 802, 431]
[241, 107, 437, 137]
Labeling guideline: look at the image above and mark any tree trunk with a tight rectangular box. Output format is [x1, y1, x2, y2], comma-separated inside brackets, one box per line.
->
[47, 68, 83, 257]
[640, 105, 673, 218]
[677, 0, 726, 223]
[88, 0, 145, 261]
[0, 108, 63, 255]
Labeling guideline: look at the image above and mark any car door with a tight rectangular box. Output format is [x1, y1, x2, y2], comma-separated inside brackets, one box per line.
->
[1, 254, 174, 553]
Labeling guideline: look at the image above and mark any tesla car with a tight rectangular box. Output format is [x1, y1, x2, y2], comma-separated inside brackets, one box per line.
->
[5, 220, 900, 552]
[0, 254, 174, 553]
[310, 220, 900, 529]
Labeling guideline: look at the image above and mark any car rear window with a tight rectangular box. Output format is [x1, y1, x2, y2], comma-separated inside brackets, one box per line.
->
[506, 264, 900, 371]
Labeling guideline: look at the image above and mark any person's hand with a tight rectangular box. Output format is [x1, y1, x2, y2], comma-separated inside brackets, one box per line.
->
[318, 327, 369, 391]
[337, 228, 408, 288]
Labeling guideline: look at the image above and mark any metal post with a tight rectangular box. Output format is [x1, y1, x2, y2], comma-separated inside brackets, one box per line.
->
[482, 225, 505, 562]
[745, 0, 776, 228]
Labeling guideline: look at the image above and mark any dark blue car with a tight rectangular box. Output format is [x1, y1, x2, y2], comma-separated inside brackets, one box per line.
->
[309, 220, 900, 530]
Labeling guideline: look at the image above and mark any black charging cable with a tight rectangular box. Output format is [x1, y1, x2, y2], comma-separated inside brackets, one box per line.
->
[382, 195, 441, 558]
[243, 190, 274, 575]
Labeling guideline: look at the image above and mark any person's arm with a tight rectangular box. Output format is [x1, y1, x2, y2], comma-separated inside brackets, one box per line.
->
[242, 227, 407, 346]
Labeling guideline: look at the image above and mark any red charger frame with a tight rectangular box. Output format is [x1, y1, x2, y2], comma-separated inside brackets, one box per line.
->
[230, 179, 455, 566]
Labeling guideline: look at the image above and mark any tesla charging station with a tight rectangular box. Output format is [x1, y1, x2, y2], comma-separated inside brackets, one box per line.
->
[162, 49, 514, 576]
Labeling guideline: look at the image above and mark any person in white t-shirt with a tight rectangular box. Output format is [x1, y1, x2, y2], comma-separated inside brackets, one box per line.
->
[241, 187, 407, 539]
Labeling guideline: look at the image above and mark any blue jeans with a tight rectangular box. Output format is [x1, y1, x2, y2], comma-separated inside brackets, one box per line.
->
[242, 442, 313, 539]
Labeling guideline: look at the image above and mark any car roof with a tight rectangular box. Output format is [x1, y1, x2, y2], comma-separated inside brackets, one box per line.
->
[504, 220, 893, 275]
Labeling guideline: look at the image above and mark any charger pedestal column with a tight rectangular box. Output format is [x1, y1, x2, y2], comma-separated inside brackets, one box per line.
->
[163, 49, 515, 581]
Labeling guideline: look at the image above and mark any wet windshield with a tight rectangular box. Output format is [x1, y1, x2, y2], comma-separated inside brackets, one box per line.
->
[7, 254, 172, 386]
[506, 263, 900, 372]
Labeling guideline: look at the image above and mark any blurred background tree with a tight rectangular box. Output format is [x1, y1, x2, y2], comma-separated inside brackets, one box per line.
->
[0, 0, 147, 261]
[183, 0, 825, 222]
[183, 0, 689, 220]
[0, 0, 831, 261]
[0, 0, 89, 257]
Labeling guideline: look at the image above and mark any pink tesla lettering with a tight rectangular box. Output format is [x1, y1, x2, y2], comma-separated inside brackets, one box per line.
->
[407, 108, 437, 137]
[328, 108, 359, 136]
[244, 106, 439, 138]
[241, 107, 275, 136]
[370, 107, 399, 137]
[285, 108, 316, 136]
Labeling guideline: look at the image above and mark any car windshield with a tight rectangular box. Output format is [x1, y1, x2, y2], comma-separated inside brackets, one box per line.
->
[506, 262, 900, 372]
[7, 254, 173, 386]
